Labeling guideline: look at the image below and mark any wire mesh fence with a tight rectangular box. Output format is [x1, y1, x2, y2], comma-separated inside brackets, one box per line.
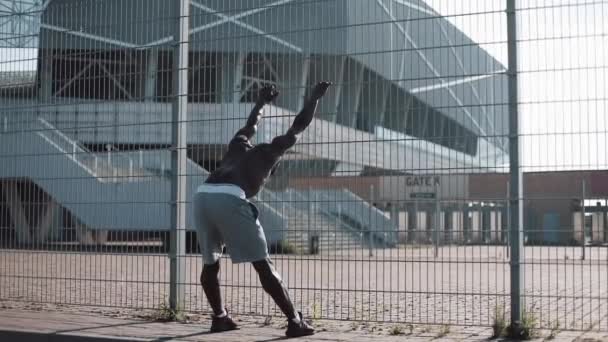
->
[0, 0, 606, 332]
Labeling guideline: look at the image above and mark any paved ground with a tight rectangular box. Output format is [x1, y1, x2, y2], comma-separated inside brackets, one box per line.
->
[1, 245, 607, 332]
[0, 309, 608, 342]
[1, 308, 608, 341]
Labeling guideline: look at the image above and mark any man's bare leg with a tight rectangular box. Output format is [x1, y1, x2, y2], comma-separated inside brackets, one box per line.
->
[252, 258, 296, 318]
[201, 262, 238, 332]
[252, 258, 314, 337]
[201, 262, 224, 315]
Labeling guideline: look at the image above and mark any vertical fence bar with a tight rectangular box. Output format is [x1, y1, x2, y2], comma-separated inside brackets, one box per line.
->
[169, 0, 189, 311]
[507, 0, 524, 331]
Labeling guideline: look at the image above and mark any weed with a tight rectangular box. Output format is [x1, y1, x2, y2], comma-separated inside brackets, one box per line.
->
[152, 301, 185, 322]
[546, 320, 560, 340]
[311, 303, 321, 320]
[585, 321, 599, 331]
[520, 309, 539, 340]
[389, 325, 405, 335]
[491, 304, 507, 339]
[437, 324, 450, 338]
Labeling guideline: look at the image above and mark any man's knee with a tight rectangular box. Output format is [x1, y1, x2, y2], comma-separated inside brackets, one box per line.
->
[252, 258, 282, 285]
[252, 257, 266, 270]
[201, 262, 220, 286]
[252, 258, 273, 276]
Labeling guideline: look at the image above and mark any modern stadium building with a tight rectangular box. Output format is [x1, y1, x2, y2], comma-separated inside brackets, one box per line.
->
[1, 0, 604, 249]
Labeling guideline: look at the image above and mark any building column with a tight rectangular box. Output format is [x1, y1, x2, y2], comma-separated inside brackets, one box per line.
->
[2, 182, 31, 244]
[604, 208, 608, 243]
[463, 206, 470, 241]
[329, 56, 346, 122]
[39, 50, 53, 102]
[217, 52, 246, 103]
[144, 49, 158, 102]
[296, 56, 310, 110]
[336, 60, 364, 127]
[407, 203, 417, 243]
[573, 211, 584, 243]
[376, 83, 390, 127]
[444, 208, 452, 243]
[592, 212, 604, 243]
[398, 209, 408, 243]
[452, 210, 464, 243]
[357, 76, 390, 132]
[34, 199, 60, 243]
[419, 211, 429, 242]
[315, 56, 345, 122]
[432, 210, 445, 244]
[276, 54, 310, 112]
[470, 208, 482, 242]
[501, 206, 509, 243]
[482, 207, 491, 242]
[490, 209, 500, 243]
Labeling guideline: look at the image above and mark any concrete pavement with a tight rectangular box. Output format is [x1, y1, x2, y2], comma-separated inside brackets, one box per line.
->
[0, 308, 606, 341]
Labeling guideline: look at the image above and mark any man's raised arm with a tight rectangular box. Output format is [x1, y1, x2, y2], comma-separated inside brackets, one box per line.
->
[233, 85, 279, 140]
[270, 81, 331, 153]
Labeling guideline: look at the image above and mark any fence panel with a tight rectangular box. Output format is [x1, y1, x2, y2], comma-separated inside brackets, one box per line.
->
[517, 0, 608, 332]
[0, 0, 605, 332]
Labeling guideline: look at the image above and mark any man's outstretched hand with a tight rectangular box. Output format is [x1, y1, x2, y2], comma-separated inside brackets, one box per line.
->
[311, 81, 332, 100]
[259, 84, 280, 104]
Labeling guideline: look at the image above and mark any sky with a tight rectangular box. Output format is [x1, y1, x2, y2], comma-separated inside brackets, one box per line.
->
[1, 0, 607, 171]
[425, 0, 608, 171]
[0, 48, 37, 71]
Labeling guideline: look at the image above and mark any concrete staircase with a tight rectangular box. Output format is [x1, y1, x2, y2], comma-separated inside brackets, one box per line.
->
[0, 117, 379, 253]
[288, 188, 398, 248]
[0, 117, 286, 244]
[263, 190, 363, 254]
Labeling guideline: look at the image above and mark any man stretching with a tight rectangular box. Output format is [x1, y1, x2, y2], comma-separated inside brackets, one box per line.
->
[193, 81, 331, 337]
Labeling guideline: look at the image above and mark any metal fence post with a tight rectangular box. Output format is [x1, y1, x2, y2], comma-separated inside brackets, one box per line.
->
[506, 181, 510, 258]
[369, 185, 374, 257]
[581, 180, 586, 260]
[507, 0, 524, 332]
[169, 0, 189, 311]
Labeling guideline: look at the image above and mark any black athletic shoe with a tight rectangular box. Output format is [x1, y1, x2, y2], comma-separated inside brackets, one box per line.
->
[210, 311, 238, 333]
[285, 312, 315, 338]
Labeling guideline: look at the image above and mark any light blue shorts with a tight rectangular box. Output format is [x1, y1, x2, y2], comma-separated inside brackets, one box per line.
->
[193, 184, 269, 264]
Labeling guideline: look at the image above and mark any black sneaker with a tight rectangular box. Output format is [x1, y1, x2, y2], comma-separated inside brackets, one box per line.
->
[210, 310, 238, 333]
[285, 312, 315, 338]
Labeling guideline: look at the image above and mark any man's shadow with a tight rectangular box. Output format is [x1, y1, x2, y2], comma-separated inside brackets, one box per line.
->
[151, 331, 293, 342]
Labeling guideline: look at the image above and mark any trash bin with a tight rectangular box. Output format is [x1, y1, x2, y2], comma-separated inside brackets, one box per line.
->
[309, 234, 320, 255]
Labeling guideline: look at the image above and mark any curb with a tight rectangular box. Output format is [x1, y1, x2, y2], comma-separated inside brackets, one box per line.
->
[0, 329, 150, 342]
